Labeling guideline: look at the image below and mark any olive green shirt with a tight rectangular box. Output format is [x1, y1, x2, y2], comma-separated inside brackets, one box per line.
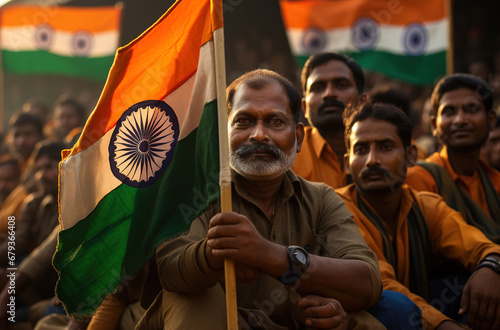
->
[154, 170, 382, 327]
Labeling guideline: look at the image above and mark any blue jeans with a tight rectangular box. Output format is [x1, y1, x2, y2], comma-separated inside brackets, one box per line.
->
[369, 290, 423, 329]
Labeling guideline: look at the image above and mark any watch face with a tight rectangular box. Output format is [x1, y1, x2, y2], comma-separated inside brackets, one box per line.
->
[295, 250, 307, 264]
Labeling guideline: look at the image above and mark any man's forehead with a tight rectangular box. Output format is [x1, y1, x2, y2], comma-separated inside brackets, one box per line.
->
[351, 119, 399, 143]
[231, 82, 290, 112]
[308, 60, 353, 81]
[439, 87, 482, 106]
[13, 124, 38, 133]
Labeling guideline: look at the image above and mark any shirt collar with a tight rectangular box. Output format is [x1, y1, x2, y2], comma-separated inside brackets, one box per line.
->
[309, 127, 335, 160]
[231, 169, 303, 204]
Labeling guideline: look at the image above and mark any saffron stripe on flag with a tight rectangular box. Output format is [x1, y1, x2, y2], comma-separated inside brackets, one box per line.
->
[280, 0, 446, 29]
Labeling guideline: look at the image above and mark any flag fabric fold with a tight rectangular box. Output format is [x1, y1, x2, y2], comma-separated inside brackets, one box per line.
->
[279, 0, 448, 85]
[0, 5, 122, 80]
[54, 0, 223, 317]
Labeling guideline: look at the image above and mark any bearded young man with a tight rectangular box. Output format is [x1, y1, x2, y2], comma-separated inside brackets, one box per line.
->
[337, 100, 500, 330]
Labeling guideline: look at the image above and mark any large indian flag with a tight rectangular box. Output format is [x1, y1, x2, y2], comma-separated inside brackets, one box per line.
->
[0, 5, 121, 80]
[53, 0, 224, 317]
[280, 0, 449, 85]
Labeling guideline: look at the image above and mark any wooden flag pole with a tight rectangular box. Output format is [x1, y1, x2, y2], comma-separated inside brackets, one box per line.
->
[446, 0, 454, 74]
[214, 24, 238, 330]
[0, 9, 4, 132]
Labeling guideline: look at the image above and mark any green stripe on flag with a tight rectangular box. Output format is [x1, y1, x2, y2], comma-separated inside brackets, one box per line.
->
[54, 100, 220, 316]
[295, 50, 446, 86]
[2, 50, 114, 80]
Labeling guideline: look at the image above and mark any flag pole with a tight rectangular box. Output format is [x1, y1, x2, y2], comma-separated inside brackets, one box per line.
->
[0, 10, 4, 132]
[446, 0, 454, 74]
[213, 18, 238, 330]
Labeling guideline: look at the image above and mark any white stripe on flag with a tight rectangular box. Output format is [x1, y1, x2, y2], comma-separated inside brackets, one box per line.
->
[173, 40, 217, 141]
[1, 26, 119, 57]
[287, 19, 447, 55]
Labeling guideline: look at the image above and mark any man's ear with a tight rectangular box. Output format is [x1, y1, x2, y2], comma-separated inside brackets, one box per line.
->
[430, 115, 438, 137]
[295, 122, 305, 153]
[344, 152, 351, 175]
[406, 145, 418, 167]
[301, 98, 308, 119]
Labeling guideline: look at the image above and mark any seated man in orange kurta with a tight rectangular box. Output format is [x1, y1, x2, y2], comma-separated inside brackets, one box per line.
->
[405, 74, 500, 243]
[336, 100, 500, 329]
[292, 52, 366, 189]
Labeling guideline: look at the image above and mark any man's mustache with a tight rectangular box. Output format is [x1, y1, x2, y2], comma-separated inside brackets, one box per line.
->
[234, 143, 282, 158]
[360, 167, 391, 179]
[318, 98, 346, 113]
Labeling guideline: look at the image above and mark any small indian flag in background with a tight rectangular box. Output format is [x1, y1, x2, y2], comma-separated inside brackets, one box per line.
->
[0, 5, 121, 80]
[280, 0, 449, 85]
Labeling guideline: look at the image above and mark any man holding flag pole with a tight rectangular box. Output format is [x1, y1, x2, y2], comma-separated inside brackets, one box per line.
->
[136, 67, 387, 329]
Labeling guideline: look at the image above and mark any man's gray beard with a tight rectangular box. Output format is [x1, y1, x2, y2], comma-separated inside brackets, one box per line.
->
[230, 141, 297, 180]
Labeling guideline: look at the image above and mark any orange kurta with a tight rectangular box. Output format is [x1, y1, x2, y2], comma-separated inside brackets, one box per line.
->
[336, 184, 500, 329]
[292, 126, 347, 189]
[406, 146, 500, 218]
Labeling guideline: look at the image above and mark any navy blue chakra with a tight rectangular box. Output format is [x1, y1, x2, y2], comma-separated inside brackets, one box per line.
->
[352, 18, 379, 51]
[109, 100, 179, 188]
[402, 24, 428, 57]
[302, 27, 328, 54]
[34, 24, 54, 50]
[71, 31, 94, 57]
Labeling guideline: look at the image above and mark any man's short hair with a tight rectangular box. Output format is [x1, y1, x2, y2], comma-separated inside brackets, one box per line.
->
[343, 101, 413, 150]
[54, 96, 87, 120]
[226, 69, 301, 125]
[9, 112, 44, 136]
[431, 73, 493, 115]
[301, 52, 365, 94]
[33, 141, 67, 163]
[368, 85, 412, 118]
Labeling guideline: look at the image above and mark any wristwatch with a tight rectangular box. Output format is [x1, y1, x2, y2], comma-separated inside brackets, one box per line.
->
[281, 245, 310, 286]
[475, 256, 500, 275]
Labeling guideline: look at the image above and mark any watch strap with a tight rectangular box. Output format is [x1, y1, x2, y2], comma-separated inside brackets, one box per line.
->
[281, 246, 310, 286]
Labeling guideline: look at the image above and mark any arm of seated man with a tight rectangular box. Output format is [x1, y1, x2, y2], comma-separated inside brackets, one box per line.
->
[459, 253, 500, 330]
[206, 211, 378, 312]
